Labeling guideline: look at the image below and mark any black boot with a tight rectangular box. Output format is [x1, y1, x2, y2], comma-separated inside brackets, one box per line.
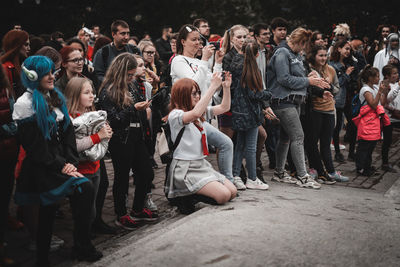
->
[71, 244, 103, 262]
[92, 219, 117, 235]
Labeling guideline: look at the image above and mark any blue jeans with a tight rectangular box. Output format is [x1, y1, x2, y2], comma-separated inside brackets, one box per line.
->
[204, 122, 234, 181]
[273, 106, 307, 177]
[232, 127, 258, 180]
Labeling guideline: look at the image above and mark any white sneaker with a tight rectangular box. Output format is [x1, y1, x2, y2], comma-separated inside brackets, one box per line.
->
[296, 174, 321, 189]
[246, 177, 269, 190]
[144, 193, 158, 212]
[233, 176, 246, 190]
[271, 171, 297, 184]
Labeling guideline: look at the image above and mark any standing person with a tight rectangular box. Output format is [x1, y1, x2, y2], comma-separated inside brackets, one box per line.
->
[138, 40, 162, 94]
[267, 27, 330, 189]
[55, 46, 85, 93]
[1, 29, 30, 98]
[353, 65, 390, 176]
[64, 77, 116, 234]
[269, 17, 288, 47]
[306, 45, 349, 183]
[13, 56, 102, 265]
[160, 33, 178, 89]
[98, 53, 157, 230]
[171, 24, 235, 187]
[230, 40, 271, 190]
[0, 62, 18, 267]
[373, 33, 400, 80]
[381, 64, 400, 172]
[367, 25, 393, 64]
[155, 26, 173, 64]
[93, 20, 141, 83]
[66, 38, 100, 92]
[165, 75, 236, 207]
[329, 40, 358, 162]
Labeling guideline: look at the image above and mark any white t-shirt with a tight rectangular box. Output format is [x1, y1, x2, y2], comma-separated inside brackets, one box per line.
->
[168, 108, 213, 160]
[170, 55, 222, 104]
[359, 84, 379, 106]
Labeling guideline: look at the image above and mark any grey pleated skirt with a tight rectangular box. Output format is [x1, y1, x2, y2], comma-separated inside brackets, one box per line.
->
[165, 158, 226, 199]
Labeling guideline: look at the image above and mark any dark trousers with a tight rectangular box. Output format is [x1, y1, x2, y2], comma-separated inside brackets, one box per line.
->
[109, 129, 153, 216]
[0, 159, 16, 243]
[94, 159, 109, 223]
[333, 107, 357, 155]
[355, 140, 378, 171]
[37, 181, 94, 266]
[264, 119, 280, 166]
[308, 111, 335, 174]
[382, 122, 400, 165]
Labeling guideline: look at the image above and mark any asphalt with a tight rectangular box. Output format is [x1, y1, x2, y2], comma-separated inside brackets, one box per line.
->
[5, 128, 400, 267]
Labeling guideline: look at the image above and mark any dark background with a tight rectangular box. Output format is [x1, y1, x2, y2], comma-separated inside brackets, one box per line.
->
[2, 0, 399, 42]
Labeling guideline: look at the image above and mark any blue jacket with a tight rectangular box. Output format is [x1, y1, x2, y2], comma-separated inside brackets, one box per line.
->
[230, 54, 271, 131]
[267, 41, 309, 100]
[328, 61, 350, 108]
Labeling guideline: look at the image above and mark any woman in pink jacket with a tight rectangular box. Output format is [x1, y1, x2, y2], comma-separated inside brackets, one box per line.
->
[353, 65, 390, 176]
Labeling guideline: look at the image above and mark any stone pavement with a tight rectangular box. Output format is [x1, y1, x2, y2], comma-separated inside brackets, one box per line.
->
[5, 128, 400, 267]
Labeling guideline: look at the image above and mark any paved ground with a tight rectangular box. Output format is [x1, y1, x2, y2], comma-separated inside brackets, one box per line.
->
[5, 128, 400, 267]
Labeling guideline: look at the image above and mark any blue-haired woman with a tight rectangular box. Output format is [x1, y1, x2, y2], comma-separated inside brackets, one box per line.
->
[12, 56, 102, 266]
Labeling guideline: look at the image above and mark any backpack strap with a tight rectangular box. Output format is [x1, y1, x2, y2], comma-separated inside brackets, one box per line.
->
[171, 126, 185, 152]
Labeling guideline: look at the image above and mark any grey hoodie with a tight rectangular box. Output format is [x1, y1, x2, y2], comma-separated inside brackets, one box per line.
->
[267, 41, 309, 100]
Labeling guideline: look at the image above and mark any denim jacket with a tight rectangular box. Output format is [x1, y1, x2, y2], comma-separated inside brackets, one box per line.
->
[267, 41, 309, 100]
[328, 61, 350, 109]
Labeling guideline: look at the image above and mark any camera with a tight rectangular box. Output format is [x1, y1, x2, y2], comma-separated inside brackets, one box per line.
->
[209, 41, 221, 50]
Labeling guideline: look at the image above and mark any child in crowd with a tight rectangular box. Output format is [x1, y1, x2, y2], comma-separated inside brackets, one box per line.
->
[65, 77, 113, 229]
[353, 65, 390, 176]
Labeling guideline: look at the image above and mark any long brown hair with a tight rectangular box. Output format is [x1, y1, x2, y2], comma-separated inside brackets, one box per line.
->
[241, 40, 263, 92]
[99, 52, 137, 108]
[0, 29, 29, 74]
[65, 77, 95, 116]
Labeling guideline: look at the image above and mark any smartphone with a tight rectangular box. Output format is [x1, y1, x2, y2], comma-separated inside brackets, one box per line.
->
[209, 41, 221, 50]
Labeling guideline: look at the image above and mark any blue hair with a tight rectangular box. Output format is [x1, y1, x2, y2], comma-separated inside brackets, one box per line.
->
[21, 56, 70, 140]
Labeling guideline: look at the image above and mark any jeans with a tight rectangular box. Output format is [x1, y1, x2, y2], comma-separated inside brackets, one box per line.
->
[308, 111, 335, 174]
[273, 106, 307, 177]
[233, 127, 259, 180]
[355, 140, 377, 171]
[204, 122, 234, 181]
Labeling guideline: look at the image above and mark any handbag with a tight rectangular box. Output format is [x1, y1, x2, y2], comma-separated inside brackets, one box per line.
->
[73, 111, 109, 162]
[156, 123, 185, 164]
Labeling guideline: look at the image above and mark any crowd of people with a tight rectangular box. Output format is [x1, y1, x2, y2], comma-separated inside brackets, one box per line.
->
[1, 16, 399, 266]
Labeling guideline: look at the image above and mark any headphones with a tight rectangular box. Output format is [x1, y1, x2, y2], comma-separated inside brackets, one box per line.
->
[21, 65, 38, 81]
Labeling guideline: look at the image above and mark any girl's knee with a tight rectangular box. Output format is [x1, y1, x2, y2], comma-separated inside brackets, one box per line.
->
[215, 190, 231, 204]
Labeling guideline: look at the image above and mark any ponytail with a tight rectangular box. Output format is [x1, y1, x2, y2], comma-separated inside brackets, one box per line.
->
[240, 40, 263, 92]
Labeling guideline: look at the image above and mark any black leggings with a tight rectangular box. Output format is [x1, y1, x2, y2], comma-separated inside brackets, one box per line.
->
[36, 181, 94, 266]
[308, 111, 335, 174]
[109, 129, 154, 216]
[355, 140, 378, 171]
[94, 159, 109, 223]
[333, 107, 357, 155]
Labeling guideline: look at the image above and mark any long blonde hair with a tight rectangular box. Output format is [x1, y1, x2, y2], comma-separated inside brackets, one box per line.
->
[65, 77, 95, 116]
[98, 52, 137, 107]
[222, 25, 248, 54]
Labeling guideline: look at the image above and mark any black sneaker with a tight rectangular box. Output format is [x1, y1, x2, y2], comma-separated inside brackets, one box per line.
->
[315, 173, 336, 185]
[71, 245, 103, 262]
[92, 219, 117, 235]
[381, 164, 397, 173]
[115, 214, 139, 230]
[335, 153, 345, 163]
[130, 208, 158, 222]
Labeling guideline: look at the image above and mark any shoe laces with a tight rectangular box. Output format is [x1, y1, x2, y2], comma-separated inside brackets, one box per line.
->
[142, 208, 153, 217]
[121, 215, 137, 224]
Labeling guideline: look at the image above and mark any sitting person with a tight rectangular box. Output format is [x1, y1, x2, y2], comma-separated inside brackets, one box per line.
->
[164, 73, 237, 213]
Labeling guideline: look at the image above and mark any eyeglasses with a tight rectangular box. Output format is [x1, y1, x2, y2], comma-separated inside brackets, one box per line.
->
[118, 31, 130, 36]
[143, 51, 155, 56]
[67, 57, 84, 64]
[191, 90, 201, 97]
